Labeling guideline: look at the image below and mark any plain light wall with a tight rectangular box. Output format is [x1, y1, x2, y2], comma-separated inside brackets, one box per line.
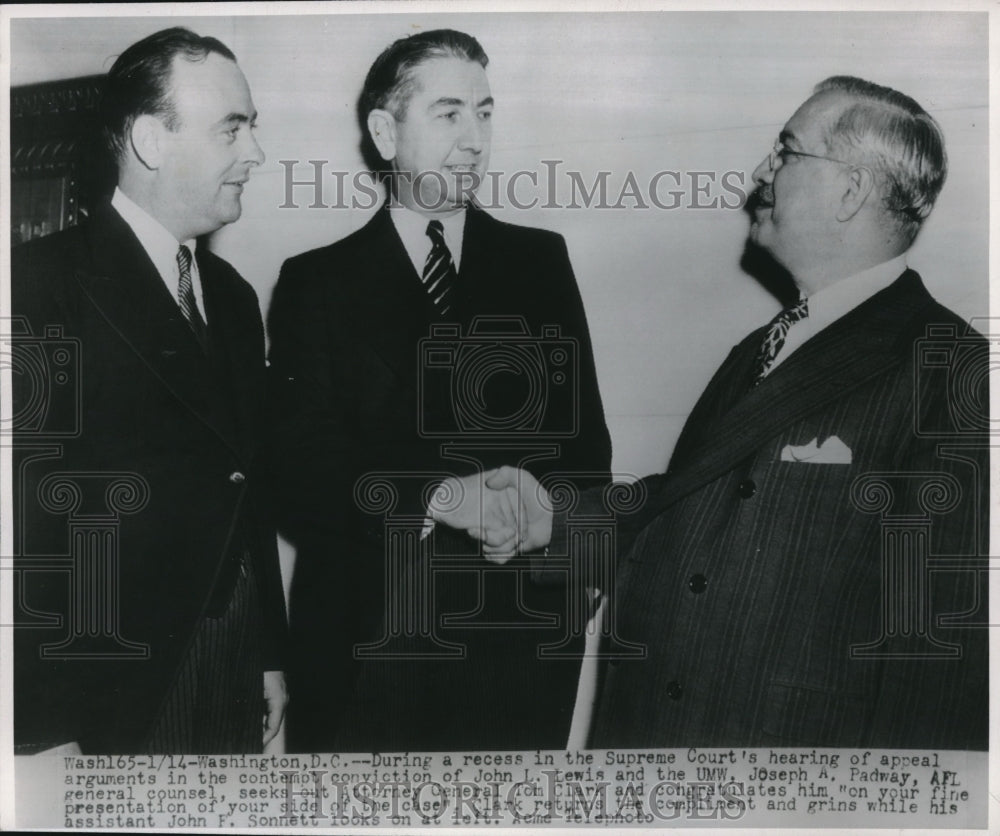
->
[11, 10, 988, 480]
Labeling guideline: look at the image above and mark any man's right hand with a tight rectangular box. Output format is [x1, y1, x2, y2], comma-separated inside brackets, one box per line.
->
[478, 466, 553, 560]
[431, 466, 555, 561]
[429, 470, 523, 556]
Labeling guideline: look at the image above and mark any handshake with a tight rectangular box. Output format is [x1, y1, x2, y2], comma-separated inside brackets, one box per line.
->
[428, 466, 554, 561]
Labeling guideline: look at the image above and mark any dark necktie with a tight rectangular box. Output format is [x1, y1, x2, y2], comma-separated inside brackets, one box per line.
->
[176, 245, 209, 351]
[751, 296, 808, 385]
[422, 220, 458, 316]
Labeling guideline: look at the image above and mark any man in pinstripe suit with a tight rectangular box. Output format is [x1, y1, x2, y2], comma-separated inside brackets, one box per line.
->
[440, 76, 988, 749]
[13, 28, 287, 754]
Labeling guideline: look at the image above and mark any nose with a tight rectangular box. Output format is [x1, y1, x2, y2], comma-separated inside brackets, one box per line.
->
[457, 115, 489, 154]
[244, 130, 265, 167]
[751, 152, 774, 186]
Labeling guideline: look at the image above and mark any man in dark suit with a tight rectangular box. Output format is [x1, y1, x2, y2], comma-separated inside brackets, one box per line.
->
[12, 28, 287, 754]
[456, 76, 988, 749]
[267, 29, 611, 751]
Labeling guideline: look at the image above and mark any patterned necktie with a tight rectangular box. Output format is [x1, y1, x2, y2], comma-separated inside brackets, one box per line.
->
[422, 220, 458, 316]
[176, 245, 209, 351]
[751, 296, 808, 385]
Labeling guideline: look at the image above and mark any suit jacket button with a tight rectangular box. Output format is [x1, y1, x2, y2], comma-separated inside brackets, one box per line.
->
[666, 680, 683, 700]
[687, 574, 708, 594]
[229, 471, 246, 484]
[737, 479, 756, 498]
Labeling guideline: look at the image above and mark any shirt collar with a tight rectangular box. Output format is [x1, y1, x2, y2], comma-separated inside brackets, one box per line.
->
[389, 204, 466, 275]
[805, 253, 908, 333]
[763, 253, 908, 378]
[111, 187, 197, 286]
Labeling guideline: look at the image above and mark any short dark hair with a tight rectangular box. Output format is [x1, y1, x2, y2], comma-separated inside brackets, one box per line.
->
[359, 28, 489, 123]
[814, 75, 947, 244]
[100, 27, 237, 164]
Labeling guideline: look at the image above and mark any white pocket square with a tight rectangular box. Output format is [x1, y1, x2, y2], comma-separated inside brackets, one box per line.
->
[780, 435, 852, 464]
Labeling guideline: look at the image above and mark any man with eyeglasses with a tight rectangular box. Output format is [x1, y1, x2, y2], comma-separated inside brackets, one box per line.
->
[437, 75, 988, 749]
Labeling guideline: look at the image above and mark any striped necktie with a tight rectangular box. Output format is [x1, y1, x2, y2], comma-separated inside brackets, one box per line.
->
[176, 245, 208, 352]
[422, 221, 458, 316]
[751, 296, 808, 385]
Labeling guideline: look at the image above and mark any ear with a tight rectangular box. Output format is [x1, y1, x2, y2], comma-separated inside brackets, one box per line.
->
[129, 114, 165, 170]
[367, 109, 398, 162]
[835, 165, 876, 222]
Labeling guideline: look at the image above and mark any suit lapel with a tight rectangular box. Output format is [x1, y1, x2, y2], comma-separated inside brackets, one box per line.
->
[656, 271, 934, 511]
[666, 338, 760, 473]
[200, 256, 256, 458]
[453, 204, 493, 307]
[73, 206, 243, 456]
[357, 206, 438, 390]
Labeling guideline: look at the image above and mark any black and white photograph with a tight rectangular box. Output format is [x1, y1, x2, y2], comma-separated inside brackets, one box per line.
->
[0, 1, 994, 832]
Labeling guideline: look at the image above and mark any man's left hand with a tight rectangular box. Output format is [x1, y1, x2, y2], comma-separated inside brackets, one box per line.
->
[263, 670, 288, 748]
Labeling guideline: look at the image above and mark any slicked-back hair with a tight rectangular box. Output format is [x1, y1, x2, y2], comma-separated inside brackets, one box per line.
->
[814, 75, 947, 244]
[101, 27, 237, 165]
[359, 28, 489, 124]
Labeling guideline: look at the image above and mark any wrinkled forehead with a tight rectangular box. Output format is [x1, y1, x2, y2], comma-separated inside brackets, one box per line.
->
[782, 90, 853, 147]
[404, 55, 491, 105]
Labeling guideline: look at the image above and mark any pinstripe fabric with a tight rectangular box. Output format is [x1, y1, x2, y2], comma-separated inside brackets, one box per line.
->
[145, 559, 262, 753]
[12, 204, 287, 753]
[579, 271, 987, 749]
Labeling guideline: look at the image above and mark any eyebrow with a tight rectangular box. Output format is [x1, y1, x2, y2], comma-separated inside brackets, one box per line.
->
[778, 129, 798, 146]
[428, 96, 494, 109]
[214, 111, 257, 128]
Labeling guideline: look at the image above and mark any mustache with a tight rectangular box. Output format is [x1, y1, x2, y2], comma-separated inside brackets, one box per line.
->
[744, 184, 774, 215]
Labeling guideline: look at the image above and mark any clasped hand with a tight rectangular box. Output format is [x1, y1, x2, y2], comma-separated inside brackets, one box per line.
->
[428, 466, 553, 561]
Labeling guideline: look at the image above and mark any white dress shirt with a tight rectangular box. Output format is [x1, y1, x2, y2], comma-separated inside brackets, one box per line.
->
[389, 205, 466, 277]
[111, 187, 206, 321]
[765, 253, 908, 376]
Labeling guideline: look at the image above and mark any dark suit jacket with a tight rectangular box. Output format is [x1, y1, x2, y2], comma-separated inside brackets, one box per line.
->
[12, 205, 287, 753]
[548, 270, 987, 749]
[267, 203, 611, 751]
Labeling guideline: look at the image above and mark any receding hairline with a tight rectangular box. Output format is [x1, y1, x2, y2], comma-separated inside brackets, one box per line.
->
[388, 52, 490, 120]
[161, 50, 253, 122]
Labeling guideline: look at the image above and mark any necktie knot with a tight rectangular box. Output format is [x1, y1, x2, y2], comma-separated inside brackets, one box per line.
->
[427, 220, 446, 245]
[751, 296, 808, 385]
[423, 220, 457, 316]
[772, 296, 809, 329]
[177, 244, 193, 278]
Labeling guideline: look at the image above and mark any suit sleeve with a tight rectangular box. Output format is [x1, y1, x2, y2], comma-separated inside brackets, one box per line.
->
[265, 258, 354, 539]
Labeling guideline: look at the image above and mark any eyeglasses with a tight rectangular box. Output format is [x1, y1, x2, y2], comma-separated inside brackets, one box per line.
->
[766, 140, 853, 172]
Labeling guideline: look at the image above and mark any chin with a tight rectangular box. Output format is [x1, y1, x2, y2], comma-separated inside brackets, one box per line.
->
[749, 219, 772, 247]
[218, 203, 243, 226]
